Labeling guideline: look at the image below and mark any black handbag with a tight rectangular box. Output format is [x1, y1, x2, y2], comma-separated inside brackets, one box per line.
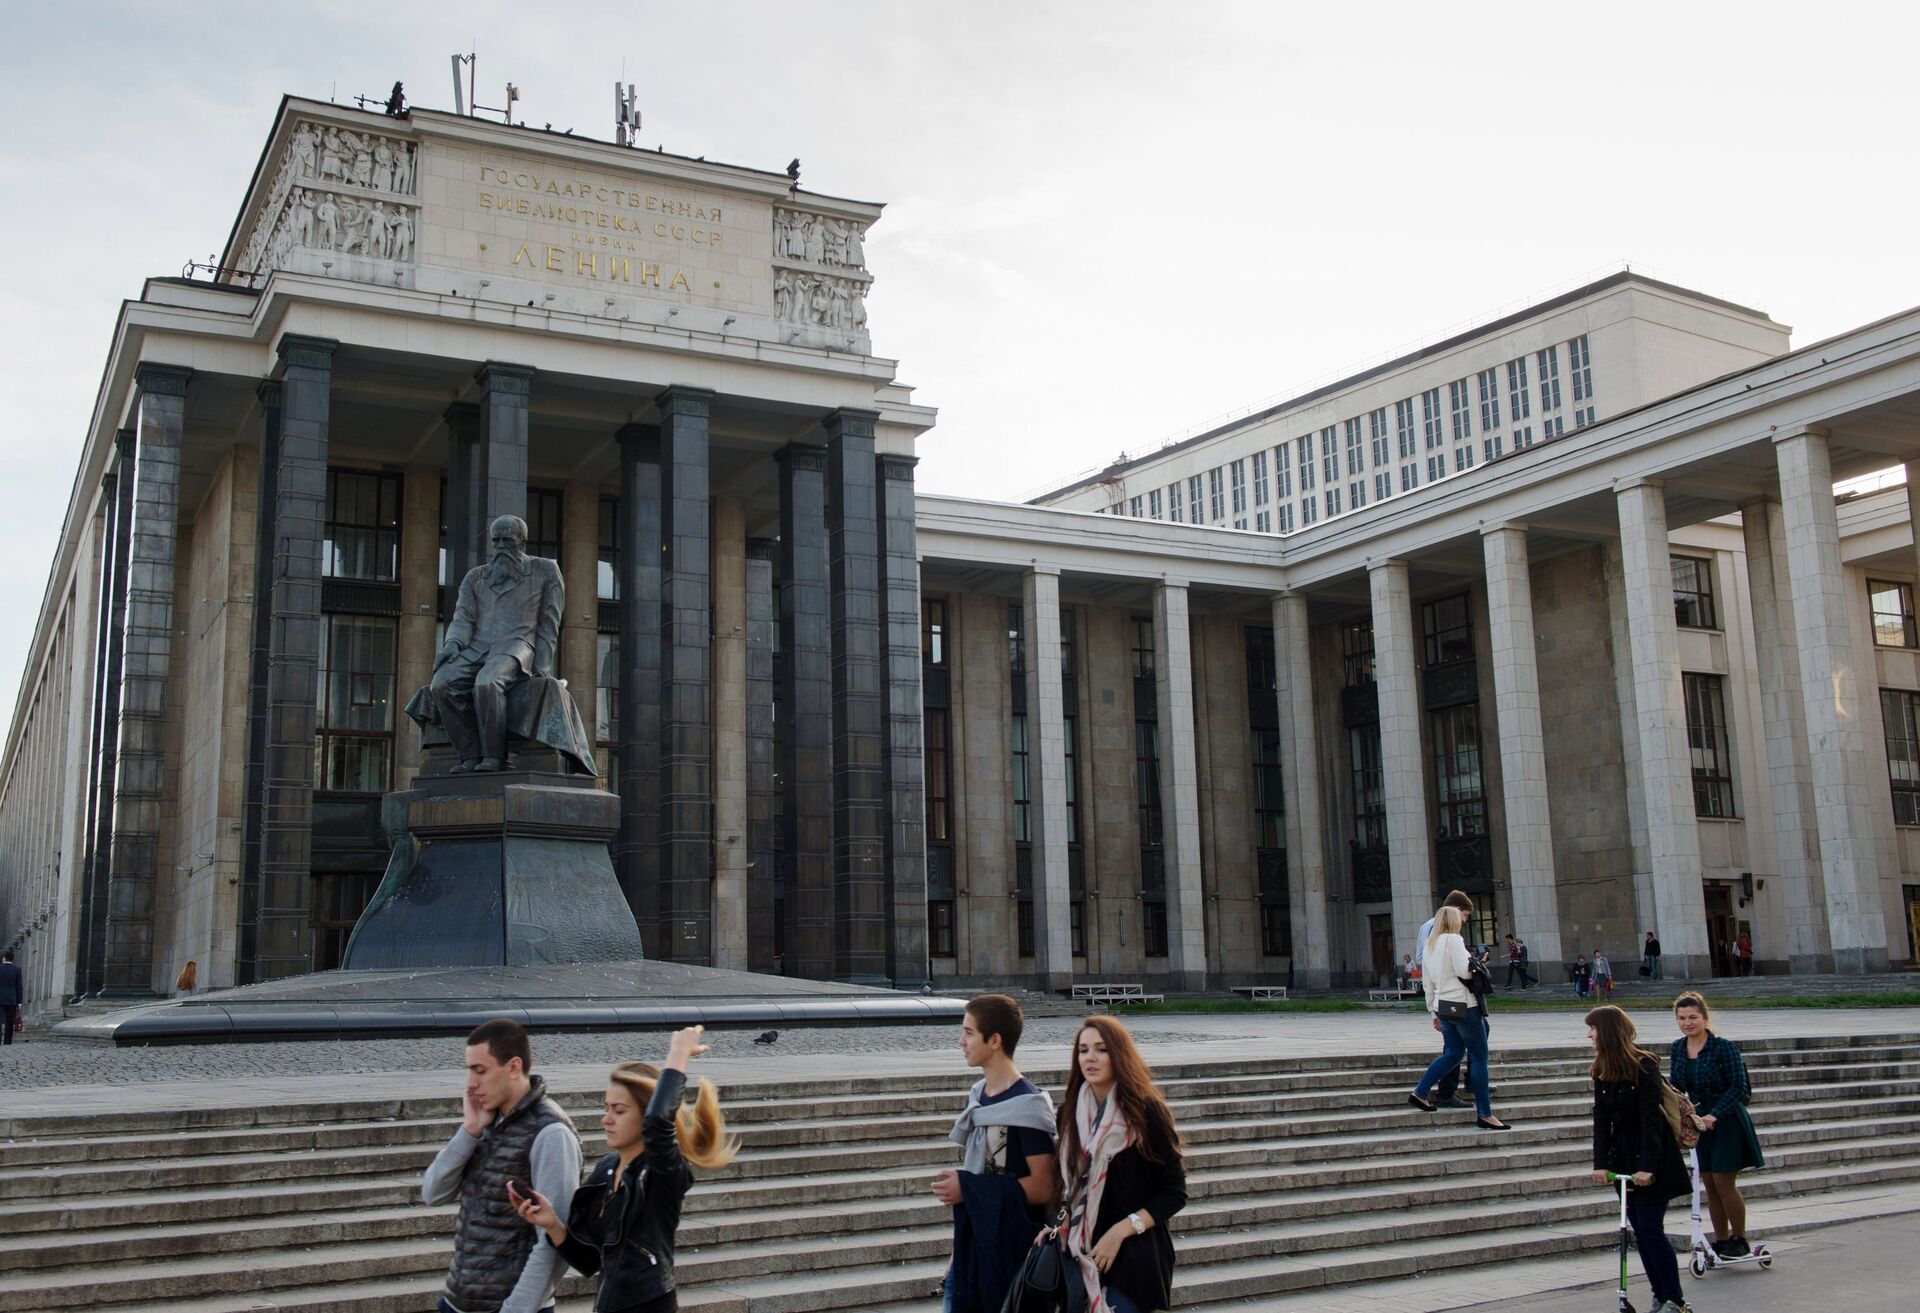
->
[1000, 1225, 1069, 1313]
[1435, 997, 1474, 1021]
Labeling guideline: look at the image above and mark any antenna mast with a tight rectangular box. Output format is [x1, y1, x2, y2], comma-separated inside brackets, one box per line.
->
[614, 83, 640, 146]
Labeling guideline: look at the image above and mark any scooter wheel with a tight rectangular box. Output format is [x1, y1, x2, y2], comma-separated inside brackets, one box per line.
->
[1689, 1254, 1709, 1278]
[1756, 1248, 1772, 1269]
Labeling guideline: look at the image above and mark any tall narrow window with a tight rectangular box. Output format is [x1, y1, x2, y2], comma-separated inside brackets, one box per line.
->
[1147, 488, 1162, 520]
[1683, 673, 1736, 818]
[1870, 580, 1918, 648]
[1671, 556, 1719, 630]
[1350, 726, 1386, 849]
[1349, 480, 1366, 510]
[1188, 474, 1203, 523]
[1537, 345, 1562, 414]
[1166, 483, 1182, 523]
[1012, 714, 1032, 843]
[1449, 379, 1473, 441]
[597, 496, 620, 600]
[1423, 388, 1445, 449]
[1300, 497, 1317, 526]
[1135, 720, 1163, 848]
[1273, 444, 1292, 499]
[1252, 450, 1270, 505]
[1325, 487, 1343, 517]
[1230, 460, 1247, 515]
[1321, 426, 1340, 486]
[1569, 334, 1593, 404]
[1477, 368, 1502, 433]
[1208, 468, 1225, 521]
[1879, 688, 1920, 824]
[1374, 471, 1391, 502]
[1346, 417, 1365, 477]
[924, 707, 954, 842]
[1342, 621, 1375, 686]
[1506, 357, 1531, 423]
[1063, 713, 1081, 843]
[1422, 594, 1473, 667]
[315, 616, 398, 792]
[1006, 603, 1025, 677]
[324, 469, 402, 581]
[922, 597, 947, 665]
[1369, 407, 1390, 467]
[1253, 728, 1285, 850]
[595, 632, 620, 777]
[525, 488, 563, 560]
[1277, 503, 1294, 533]
[1129, 495, 1143, 518]
[1431, 704, 1486, 838]
[1395, 399, 1416, 460]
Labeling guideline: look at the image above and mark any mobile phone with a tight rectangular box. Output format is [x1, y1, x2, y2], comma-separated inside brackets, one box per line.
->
[508, 1178, 531, 1198]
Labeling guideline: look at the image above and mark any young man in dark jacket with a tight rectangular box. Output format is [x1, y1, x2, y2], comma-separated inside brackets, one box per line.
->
[423, 1019, 582, 1313]
[0, 950, 22, 1044]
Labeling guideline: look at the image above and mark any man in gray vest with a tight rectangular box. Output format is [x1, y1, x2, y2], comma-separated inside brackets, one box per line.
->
[424, 1019, 581, 1313]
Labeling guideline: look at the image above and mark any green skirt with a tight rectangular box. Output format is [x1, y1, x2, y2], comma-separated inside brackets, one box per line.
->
[1697, 1104, 1764, 1173]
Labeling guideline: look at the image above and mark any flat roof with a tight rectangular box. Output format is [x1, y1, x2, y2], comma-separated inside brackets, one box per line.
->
[1031, 271, 1778, 504]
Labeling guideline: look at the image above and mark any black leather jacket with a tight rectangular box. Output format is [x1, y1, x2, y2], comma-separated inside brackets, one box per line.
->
[553, 1068, 694, 1310]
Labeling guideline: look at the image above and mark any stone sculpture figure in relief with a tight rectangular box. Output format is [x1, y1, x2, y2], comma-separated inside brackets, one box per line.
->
[414, 514, 580, 773]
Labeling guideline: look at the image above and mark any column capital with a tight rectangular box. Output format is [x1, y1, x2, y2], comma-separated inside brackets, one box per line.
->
[746, 536, 777, 562]
[776, 441, 828, 473]
[274, 336, 337, 372]
[475, 361, 535, 396]
[1770, 424, 1831, 446]
[114, 428, 136, 460]
[878, 453, 919, 481]
[657, 385, 714, 420]
[823, 407, 879, 439]
[1026, 563, 1062, 579]
[1613, 476, 1665, 494]
[1480, 521, 1528, 538]
[443, 400, 480, 432]
[134, 362, 193, 396]
[255, 378, 283, 407]
[1365, 556, 1410, 576]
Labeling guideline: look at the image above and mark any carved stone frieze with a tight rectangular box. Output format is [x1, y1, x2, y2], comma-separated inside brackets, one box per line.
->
[772, 268, 868, 331]
[773, 207, 868, 272]
[238, 119, 420, 284]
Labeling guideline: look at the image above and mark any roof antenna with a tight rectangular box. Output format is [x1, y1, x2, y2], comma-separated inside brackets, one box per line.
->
[451, 53, 472, 115]
[614, 82, 640, 147]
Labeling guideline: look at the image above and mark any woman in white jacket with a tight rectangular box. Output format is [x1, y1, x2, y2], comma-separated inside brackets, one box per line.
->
[1407, 906, 1510, 1130]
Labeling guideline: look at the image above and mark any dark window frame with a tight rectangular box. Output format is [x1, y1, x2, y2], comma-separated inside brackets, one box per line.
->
[1683, 672, 1737, 819]
[1343, 621, 1376, 687]
[1881, 687, 1920, 826]
[323, 468, 402, 583]
[922, 596, 948, 666]
[314, 614, 398, 794]
[1870, 580, 1918, 649]
[1421, 593, 1473, 668]
[1671, 555, 1720, 631]
[1350, 725, 1387, 850]
[1431, 703, 1487, 840]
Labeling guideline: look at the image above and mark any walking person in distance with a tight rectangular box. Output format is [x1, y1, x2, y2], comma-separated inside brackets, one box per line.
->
[1051, 1015, 1186, 1313]
[0, 949, 22, 1044]
[1669, 993, 1764, 1260]
[1587, 1004, 1692, 1313]
[933, 994, 1057, 1313]
[515, 1025, 737, 1312]
[423, 1019, 582, 1313]
[1643, 931, 1662, 980]
[1408, 906, 1510, 1130]
[1414, 891, 1485, 1107]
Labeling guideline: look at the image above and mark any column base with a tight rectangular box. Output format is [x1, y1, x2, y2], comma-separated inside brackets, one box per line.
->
[1034, 969, 1073, 994]
[1662, 952, 1716, 982]
[836, 973, 895, 989]
[1832, 945, 1891, 975]
[1788, 952, 1835, 976]
[1292, 967, 1332, 991]
[1167, 969, 1208, 992]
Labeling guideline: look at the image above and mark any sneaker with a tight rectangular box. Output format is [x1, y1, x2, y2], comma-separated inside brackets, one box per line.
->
[1652, 1301, 1691, 1313]
[1436, 1095, 1470, 1109]
[1713, 1235, 1748, 1259]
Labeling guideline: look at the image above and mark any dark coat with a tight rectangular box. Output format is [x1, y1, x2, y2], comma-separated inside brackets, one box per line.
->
[554, 1068, 694, 1310]
[0, 961, 22, 1008]
[1074, 1122, 1186, 1312]
[952, 1171, 1038, 1313]
[1592, 1054, 1689, 1202]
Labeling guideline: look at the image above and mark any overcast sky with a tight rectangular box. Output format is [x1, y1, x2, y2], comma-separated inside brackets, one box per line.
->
[3, 1, 1919, 742]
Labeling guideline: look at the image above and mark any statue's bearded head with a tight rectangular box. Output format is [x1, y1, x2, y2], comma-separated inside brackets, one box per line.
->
[486, 515, 529, 581]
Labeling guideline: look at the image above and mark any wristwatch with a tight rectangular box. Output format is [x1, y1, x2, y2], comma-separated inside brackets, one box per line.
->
[1127, 1211, 1145, 1235]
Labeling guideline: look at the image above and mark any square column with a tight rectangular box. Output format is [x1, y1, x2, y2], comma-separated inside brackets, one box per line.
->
[442, 403, 484, 596]
[1023, 567, 1073, 990]
[711, 495, 749, 971]
[236, 386, 280, 986]
[1741, 498, 1830, 971]
[77, 431, 136, 995]
[1615, 480, 1711, 978]
[101, 363, 192, 993]
[255, 335, 338, 981]
[1368, 560, 1434, 956]
[878, 455, 929, 989]
[614, 424, 663, 946]
[1775, 430, 1890, 972]
[1152, 582, 1208, 990]
[1481, 526, 1564, 966]
[1271, 591, 1332, 989]
[394, 468, 443, 788]
[778, 443, 834, 978]
[558, 480, 601, 729]
[478, 361, 533, 525]
[658, 387, 714, 965]
[825, 409, 887, 983]
[746, 537, 779, 974]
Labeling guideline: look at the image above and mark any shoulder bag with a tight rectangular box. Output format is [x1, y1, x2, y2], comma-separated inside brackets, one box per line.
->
[1001, 1211, 1069, 1313]
[1435, 997, 1474, 1021]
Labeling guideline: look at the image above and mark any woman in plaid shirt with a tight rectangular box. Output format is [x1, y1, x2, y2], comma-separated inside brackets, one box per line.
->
[1668, 992, 1764, 1258]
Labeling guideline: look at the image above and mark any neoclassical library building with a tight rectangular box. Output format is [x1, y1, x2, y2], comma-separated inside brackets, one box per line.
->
[4, 96, 1919, 1007]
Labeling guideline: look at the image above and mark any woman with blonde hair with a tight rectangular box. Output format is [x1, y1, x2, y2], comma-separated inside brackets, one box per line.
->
[1587, 1004, 1691, 1313]
[1407, 905, 1509, 1129]
[1048, 1014, 1186, 1313]
[514, 1025, 737, 1312]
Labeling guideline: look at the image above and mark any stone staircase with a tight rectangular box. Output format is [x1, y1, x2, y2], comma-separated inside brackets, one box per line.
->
[3, 1032, 1919, 1312]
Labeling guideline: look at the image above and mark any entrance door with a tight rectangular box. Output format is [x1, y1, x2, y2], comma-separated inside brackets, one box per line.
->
[1369, 914, 1395, 988]
[1703, 883, 1735, 977]
[1905, 885, 1920, 964]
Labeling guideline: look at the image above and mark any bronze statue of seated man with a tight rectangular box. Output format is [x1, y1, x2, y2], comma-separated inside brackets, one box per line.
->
[426, 513, 565, 773]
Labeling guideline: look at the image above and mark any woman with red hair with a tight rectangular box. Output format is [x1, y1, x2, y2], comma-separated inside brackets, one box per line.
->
[1049, 1015, 1187, 1313]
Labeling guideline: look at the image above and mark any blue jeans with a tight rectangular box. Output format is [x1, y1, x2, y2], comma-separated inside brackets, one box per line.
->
[1104, 1288, 1147, 1313]
[438, 1303, 552, 1313]
[1629, 1195, 1683, 1304]
[1415, 1009, 1492, 1118]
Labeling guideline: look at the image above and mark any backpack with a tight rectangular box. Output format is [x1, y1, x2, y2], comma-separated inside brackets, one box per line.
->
[1657, 1078, 1704, 1151]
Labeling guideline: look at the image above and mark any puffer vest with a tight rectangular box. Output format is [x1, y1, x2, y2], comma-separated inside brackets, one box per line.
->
[445, 1075, 574, 1311]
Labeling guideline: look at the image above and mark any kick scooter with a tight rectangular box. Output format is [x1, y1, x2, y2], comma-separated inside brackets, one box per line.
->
[1684, 1146, 1771, 1277]
[1604, 1172, 1636, 1313]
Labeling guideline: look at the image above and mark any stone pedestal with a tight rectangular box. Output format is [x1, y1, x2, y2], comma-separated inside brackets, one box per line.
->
[343, 771, 643, 969]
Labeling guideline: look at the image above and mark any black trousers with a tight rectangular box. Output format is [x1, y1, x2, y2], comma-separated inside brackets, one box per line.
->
[2, 1006, 17, 1044]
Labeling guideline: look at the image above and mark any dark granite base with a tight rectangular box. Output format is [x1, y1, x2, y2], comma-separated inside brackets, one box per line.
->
[52, 959, 964, 1046]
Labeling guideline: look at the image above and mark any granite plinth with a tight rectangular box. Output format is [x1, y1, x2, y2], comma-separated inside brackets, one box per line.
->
[341, 771, 643, 970]
[50, 959, 965, 1045]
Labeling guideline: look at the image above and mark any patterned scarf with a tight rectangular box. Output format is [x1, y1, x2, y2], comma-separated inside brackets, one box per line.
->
[1064, 1081, 1133, 1313]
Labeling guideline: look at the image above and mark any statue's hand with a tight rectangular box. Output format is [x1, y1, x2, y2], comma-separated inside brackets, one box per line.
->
[435, 640, 460, 667]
